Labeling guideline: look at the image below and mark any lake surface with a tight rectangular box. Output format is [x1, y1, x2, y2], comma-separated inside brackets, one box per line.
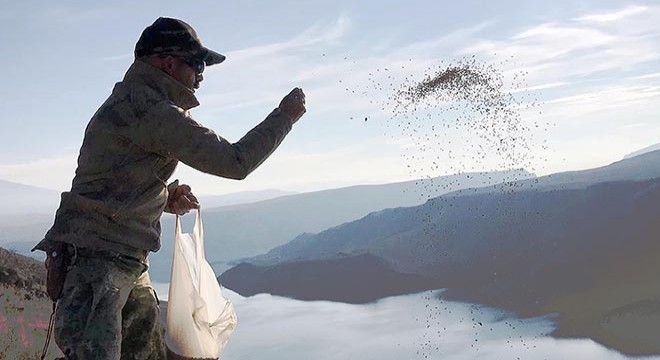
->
[152, 282, 660, 360]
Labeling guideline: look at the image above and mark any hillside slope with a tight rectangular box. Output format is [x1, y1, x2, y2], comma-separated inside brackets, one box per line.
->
[0, 247, 61, 358]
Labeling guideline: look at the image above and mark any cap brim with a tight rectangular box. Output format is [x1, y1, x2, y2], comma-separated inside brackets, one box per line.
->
[202, 47, 226, 66]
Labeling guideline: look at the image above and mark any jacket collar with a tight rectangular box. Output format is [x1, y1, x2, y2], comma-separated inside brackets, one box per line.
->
[122, 60, 200, 110]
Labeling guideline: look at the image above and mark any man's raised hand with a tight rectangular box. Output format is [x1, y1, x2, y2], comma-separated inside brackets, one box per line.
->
[279, 87, 306, 124]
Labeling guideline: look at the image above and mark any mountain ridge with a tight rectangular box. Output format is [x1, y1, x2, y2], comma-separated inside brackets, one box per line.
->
[623, 142, 660, 159]
[149, 168, 531, 281]
[221, 151, 660, 356]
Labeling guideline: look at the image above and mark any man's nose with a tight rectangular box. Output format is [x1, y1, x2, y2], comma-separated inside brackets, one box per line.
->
[196, 73, 204, 83]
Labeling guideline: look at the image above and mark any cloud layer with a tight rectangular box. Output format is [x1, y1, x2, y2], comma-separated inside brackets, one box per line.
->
[169, 289, 656, 360]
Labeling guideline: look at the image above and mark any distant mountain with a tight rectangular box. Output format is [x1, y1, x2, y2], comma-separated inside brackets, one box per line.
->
[0, 214, 54, 255]
[198, 189, 297, 208]
[0, 180, 59, 256]
[222, 151, 660, 356]
[2, 171, 531, 277]
[233, 179, 660, 284]
[149, 169, 532, 281]
[464, 149, 660, 196]
[243, 150, 660, 268]
[0, 187, 292, 254]
[0, 179, 60, 215]
[623, 143, 660, 159]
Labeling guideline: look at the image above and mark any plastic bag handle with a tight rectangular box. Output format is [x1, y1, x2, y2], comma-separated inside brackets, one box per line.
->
[194, 208, 204, 292]
[175, 214, 182, 236]
[175, 208, 205, 292]
[194, 208, 205, 261]
[174, 209, 204, 250]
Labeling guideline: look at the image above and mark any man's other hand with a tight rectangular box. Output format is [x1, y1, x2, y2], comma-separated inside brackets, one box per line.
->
[279, 87, 306, 124]
[167, 184, 200, 215]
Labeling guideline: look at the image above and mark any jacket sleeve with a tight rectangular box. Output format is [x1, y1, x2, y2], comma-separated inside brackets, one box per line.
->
[130, 102, 294, 180]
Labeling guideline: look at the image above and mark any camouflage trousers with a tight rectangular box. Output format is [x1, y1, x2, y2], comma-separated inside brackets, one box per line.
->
[54, 246, 166, 359]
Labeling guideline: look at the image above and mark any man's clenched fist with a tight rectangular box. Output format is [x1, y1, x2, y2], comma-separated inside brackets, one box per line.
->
[167, 184, 200, 215]
[279, 87, 306, 124]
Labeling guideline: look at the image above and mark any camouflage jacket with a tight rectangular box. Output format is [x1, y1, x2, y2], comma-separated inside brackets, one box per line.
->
[33, 60, 294, 259]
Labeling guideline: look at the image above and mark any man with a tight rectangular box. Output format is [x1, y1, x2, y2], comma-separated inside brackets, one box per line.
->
[32, 17, 306, 359]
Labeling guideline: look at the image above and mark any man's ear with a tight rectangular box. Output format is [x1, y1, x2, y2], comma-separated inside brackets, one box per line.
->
[149, 55, 176, 76]
[162, 56, 177, 76]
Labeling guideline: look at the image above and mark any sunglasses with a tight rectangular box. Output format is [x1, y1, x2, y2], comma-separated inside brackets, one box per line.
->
[161, 54, 204, 74]
[179, 56, 205, 74]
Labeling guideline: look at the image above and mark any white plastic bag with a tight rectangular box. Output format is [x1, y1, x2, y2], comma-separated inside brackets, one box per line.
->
[166, 208, 237, 359]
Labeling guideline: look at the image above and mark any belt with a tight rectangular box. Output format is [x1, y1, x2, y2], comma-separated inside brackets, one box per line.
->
[67, 244, 148, 266]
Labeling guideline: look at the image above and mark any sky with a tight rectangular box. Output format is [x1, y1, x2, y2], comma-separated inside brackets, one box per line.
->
[0, 0, 658, 195]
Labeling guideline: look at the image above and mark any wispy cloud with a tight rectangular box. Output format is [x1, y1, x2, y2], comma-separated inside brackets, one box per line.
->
[225, 14, 350, 61]
[101, 53, 133, 62]
[629, 71, 660, 80]
[204, 19, 502, 119]
[619, 122, 647, 130]
[457, 5, 660, 88]
[546, 84, 660, 107]
[390, 21, 494, 58]
[47, 5, 120, 24]
[573, 5, 648, 22]
[538, 84, 660, 123]
[509, 81, 569, 93]
[197, 15, 354, 116]
[0, 155, 77, 191]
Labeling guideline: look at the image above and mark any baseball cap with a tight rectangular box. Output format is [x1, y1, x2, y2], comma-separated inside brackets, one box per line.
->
[134, 17, 226, 66]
